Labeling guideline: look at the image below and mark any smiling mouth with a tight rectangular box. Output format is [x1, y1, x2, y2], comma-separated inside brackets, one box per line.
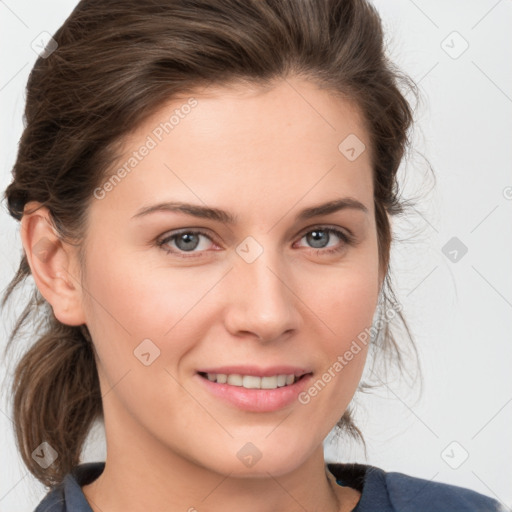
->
[197, 371, 310, 390]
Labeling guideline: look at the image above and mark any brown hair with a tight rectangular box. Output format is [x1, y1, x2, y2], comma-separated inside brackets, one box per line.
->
[2, 0, 422, 489]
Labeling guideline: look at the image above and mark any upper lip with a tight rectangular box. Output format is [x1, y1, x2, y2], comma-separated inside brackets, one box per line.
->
[197, 365, 312, 378]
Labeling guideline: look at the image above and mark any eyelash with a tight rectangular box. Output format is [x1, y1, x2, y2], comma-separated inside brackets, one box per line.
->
[156, 226, 354, 259]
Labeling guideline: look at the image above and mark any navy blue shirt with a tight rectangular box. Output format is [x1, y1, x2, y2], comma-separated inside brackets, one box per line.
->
[34, 461, 504, 511]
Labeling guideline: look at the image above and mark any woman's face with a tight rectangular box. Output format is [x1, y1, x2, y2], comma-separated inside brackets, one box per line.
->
[79, 77, 382, 477]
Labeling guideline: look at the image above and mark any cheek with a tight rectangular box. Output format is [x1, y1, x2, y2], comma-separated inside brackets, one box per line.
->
[318, 275, 377, 385]
[304, 247, 380, 398]
[82, 243, 211, 339]
[329, 268, 379, 338]
[310, 250, 380, 345]
[79, 249, 195, 386]
[297, 263, 378, 415]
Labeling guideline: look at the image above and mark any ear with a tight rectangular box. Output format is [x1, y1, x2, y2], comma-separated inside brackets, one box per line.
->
[20, 201, 86, 326]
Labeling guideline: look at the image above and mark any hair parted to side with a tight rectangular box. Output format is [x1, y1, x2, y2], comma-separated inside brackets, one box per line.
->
[2, 0, 422, 489]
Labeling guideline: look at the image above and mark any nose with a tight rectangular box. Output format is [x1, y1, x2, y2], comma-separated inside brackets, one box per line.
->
[224, 246, 300, 343]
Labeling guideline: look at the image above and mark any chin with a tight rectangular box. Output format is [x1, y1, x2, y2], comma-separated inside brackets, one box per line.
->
[202, 438, 312, 479]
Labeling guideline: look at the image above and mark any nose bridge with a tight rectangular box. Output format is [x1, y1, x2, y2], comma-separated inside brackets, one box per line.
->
[225, 235, 298, 340]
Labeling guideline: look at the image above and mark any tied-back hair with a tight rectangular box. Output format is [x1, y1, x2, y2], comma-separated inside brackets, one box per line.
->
[2, 0, 422, 489]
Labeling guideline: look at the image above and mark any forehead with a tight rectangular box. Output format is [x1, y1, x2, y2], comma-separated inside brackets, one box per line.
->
[96, 77, 374, 220]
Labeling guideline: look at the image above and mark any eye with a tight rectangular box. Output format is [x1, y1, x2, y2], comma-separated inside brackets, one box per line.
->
[295, 226, 352, 255]
[156, 226, 353, 259]
[157, 229, 216, 258]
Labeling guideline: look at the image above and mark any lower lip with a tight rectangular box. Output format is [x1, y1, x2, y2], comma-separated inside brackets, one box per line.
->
[196, 373, 313, 412]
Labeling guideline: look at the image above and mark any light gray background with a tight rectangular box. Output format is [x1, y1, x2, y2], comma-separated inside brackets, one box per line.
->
[1, 1, 511, 510]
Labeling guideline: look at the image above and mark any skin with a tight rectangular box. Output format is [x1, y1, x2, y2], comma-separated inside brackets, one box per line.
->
[21, 76, 384, 512]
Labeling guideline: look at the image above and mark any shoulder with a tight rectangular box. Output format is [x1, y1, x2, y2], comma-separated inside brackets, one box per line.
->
[33, 482, 65, 512]
[383, 470, 505, 512]
[327, 462, 505, 512]
[33, 462, 105, 512]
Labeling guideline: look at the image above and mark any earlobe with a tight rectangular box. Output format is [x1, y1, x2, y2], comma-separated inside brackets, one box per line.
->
[20, 202, 86, 326]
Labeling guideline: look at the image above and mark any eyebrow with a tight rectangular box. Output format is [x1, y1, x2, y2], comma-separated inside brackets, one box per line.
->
[131, 197, 369, 223]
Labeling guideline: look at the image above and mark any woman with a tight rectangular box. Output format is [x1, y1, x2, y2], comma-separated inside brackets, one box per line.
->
[2, 0, 504, 510]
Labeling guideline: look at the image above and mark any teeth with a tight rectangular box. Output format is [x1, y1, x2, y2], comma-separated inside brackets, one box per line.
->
[261, 376, 278, 389]
[216, 373, 227, 384]
[227, 374, 243, 386]
[204, 373, 297, 389]
[242, 375, 261, 388]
